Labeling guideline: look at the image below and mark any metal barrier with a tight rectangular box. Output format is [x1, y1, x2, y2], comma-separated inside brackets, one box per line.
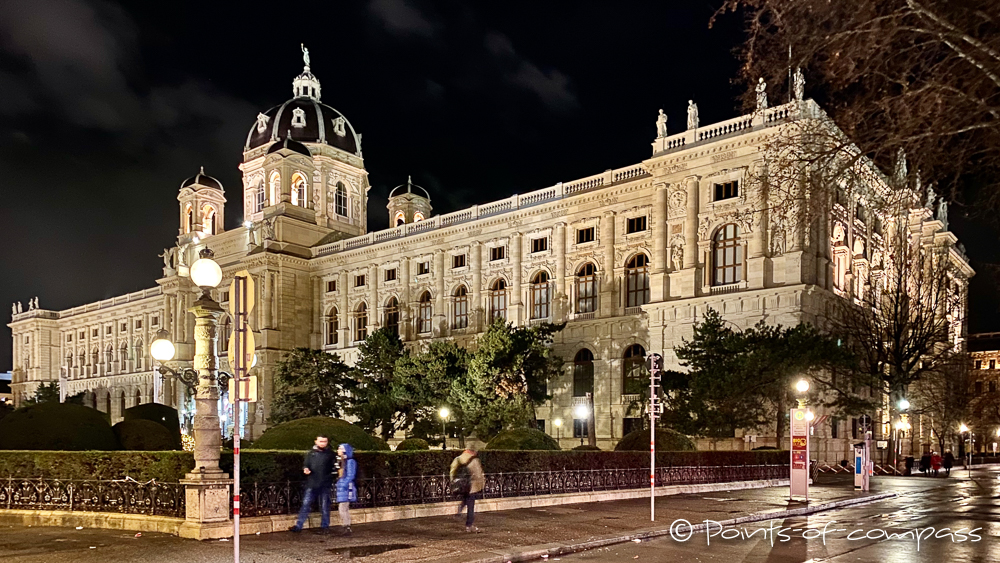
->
[0, 477, 185, 518]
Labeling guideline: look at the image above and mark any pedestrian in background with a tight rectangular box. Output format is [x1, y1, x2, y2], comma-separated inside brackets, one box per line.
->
[289, 435, 335, 533]
[931, 451, 943, 476]
[335, 443, 358, 536]
[943, 450, 955, 477]
[450, 445, 485, 532]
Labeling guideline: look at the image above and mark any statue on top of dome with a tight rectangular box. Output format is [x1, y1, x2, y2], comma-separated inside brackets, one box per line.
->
[301, 43, 310, 68]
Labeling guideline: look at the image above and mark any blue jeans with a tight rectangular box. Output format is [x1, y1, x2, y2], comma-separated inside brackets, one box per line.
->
[458, 492, 480, 527]
[294, 486, 331, 529]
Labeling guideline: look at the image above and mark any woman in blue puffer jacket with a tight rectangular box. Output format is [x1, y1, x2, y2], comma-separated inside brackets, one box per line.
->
[335, 443, 357, 535]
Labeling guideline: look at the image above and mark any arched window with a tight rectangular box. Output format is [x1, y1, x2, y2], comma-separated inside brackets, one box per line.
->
[91, 348, 99, 368]
[531, 272, 550, 319]
[202, 206, 216, 235]
[119, 390, 126, 417]
[576, 263, 597, 314]
[184, 204, 195, 234]
[269, 171, 281, 204]
[385, 297, 400, 335]
[119, 342, 128, 371]
[354, 303, 368, 342]
[134, 388, 142, 407]
[220, 316, 232, 353]
[104, 391, 111, 414]
[454, 285, 469, 329]
[105, 345, 114, 372]
[291, 173, 306, 206]
[622, 344, 646, 395]
[255, 181, 266, 212]
[625, 254, 650, 307]
[573, 349, 595, 397]
[712, 224, 743, 286]
[133, 339, 143, 371]
[394, 211, 405, 227]
[413, 211, 424, 222]
[78, 350, 86, 369]
[490, 279, 508, 321]
[335, 182, 347, 217]
[326, 307, 339, 345]
[418, 292, 433, 334]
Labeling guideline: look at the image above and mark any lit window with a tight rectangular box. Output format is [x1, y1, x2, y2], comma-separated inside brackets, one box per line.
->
[454, 286, 469, 329]
[418, 292, 433, 334]
[291, 173, 306, 207]
[626, 216, 647, 234]
[255, 182, 266, 212]
[714, 181, 739, 201]
[414, 212, 425, 222]
[712, 224, 743, 286]
[625, 254, 650, 307]
[576, 263, 597, 313]
[395, 211, 405, 226]
[269, 172, 281, 205]
[185, 204, 195, 234]
[202, 206, 216, 235]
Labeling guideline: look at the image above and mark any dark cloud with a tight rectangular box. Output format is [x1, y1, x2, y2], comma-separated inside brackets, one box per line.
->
[484, 32, 578, 112]
[368, 0, 436, 38]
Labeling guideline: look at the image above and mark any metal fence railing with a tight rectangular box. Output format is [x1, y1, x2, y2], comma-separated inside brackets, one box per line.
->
[0, 477, 186, 518]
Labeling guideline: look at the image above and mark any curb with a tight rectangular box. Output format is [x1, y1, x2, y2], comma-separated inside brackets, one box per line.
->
[472, 491, 897, 563]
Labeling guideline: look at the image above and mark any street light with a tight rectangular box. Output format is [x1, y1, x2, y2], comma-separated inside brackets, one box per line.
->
[959, 423, 971, 478]
[574, 404, 589, 446]
[553, 418, 563, 444]
[898, 398, 910, 411]
[439, 407, 450, 450]
[794, 378, 809, 408]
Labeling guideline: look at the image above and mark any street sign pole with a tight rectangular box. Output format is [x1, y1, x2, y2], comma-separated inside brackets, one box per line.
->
[228, 271, 256, 563]
[646, 353, 662, 522]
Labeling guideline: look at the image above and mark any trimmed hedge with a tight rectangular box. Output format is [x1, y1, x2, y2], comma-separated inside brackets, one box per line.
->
[0, 403, 120, 451]
[573, 445, 602, 451]
[395, 438, 430, 451]
[124, 403, 181, 450]
[0, 449, 787, 482]
[113, 420, 179, 451]
[249, 417, 390, 452]
[485, 428, 560, 451]
[616, 428, 696, 452]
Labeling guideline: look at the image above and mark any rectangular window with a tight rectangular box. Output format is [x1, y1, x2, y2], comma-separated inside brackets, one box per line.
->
[626, 216, 647, 234]
[384, 268, 397, 282]
[355, 275, 366, 287]
[991, 381, 998, 393]
[135, 320, 142, 330]
[67, 334, 72, 343]
[577, 227, 595, 244]
[79, 331, 85, 339]
[851, 418, 859, 439]
[151, 317, 158, 327]
[573, 419, 589, 439]
[714, 181, 739, 201]
[454, 292, 468, 329]
[418, 262, 430, 276]
[975, 381, 984, 395]
[106, 326, 112, 336]
[92, 329, 98, 338]
[531, 237, 548, 253]
[326, 280, 337, 293]
[830, 418, 840, 439]
[220, 291, 229, 303]
[120, 323, 127, 333]
[452, 254, 466, 269]
[976, 359, 983, 370]
[992, 359, 996, 369]
[490, 246, 505, 261]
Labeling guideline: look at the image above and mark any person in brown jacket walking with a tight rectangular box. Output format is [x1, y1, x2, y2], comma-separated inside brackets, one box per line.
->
[449, 446, 485, 532]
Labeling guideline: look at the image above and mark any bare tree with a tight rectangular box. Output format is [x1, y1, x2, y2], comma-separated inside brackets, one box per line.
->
[910, 357, 971, 454]
[715, 0, 1000, 214]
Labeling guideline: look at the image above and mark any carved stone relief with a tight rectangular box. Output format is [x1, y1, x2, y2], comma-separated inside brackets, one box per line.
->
[667, 188, 686, 219]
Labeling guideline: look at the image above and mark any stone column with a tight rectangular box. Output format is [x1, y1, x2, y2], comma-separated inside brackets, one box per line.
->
[317, 167, 328, 226]
[601, 212, 616, 317]
[683, 177, 699, 268]
[511, 233, 523, 324]
[368, 264, 379, 328]
[471, 242, 483, 330]
[400, 257, 411, 340]
[262, 272, 273, 329]
[311, 276, 321, 348]
[554, 223, 566, 321]
[339, 271, 349, 346]
[652, 185, 668, 302]
[178, 292, 232, 540]
[434, 250, 446, 336]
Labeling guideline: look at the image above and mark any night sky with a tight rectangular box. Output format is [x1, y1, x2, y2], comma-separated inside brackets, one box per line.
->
[2, 0, 998, 370]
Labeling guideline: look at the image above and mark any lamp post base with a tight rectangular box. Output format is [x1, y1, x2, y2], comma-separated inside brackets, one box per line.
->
[179, 470, 232, 539]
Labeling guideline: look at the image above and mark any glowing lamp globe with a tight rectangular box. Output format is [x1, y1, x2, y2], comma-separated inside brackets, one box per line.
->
[795, 379, 810, 394]
[439, 407, 450, 419]
[805, 411, 815, 421]
[898, 398, 910, 411]
[190, 256, 222, 288]
[574, 404, 589, 419]
[553, 418, 563, 428]
[960, 423, 969, 433]
[150, 330, 176, 362]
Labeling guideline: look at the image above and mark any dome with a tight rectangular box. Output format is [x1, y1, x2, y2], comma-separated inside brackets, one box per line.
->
[246, 97, 359, 156]
[266, 136, 311, 157]
[389, 176, 431, 201]
[180, 167, 223, 191]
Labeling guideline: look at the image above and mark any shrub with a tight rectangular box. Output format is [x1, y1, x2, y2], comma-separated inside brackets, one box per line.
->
[573, 445, 601, 451]
[0, 403, 119, 451]
[124, 404, 181, 449]
[485, 428, 560, 451]
[113, 420, 179, 451]
[752, 446, 779, 451]
[615, 428, 696, 452]
[395, 438, 430, 451]
[248, 417, 389, 452]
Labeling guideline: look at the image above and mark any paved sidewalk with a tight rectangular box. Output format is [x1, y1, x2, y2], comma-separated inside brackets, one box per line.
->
[0, 474, 914, 563]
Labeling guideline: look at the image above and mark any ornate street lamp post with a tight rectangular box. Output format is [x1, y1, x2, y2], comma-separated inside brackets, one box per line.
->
[574, 403, 589, 447]
[151, 248, 232, 539]
[439, 407, 450, 450]
[553, 418, 562, 445]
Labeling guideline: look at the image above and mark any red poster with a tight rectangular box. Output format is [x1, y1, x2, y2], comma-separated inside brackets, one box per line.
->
[792, 437, 807, 450]
[792, 451, 806, 470]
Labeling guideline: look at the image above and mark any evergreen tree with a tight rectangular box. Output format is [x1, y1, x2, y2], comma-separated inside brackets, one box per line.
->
[269, 348, 355, 424]
[349, 327, 408, 440]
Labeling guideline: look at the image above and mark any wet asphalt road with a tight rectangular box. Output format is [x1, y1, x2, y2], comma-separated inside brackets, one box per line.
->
[560, 467, 1000, 563]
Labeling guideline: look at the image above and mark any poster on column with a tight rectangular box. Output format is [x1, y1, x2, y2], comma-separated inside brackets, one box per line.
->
[789, 408, 809, 498]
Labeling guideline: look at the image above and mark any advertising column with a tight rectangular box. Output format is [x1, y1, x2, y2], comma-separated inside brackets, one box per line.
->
[790, 407, 809, 499]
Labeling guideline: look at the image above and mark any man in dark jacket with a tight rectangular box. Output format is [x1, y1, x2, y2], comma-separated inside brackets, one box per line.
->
[289, 435, 336, 533]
